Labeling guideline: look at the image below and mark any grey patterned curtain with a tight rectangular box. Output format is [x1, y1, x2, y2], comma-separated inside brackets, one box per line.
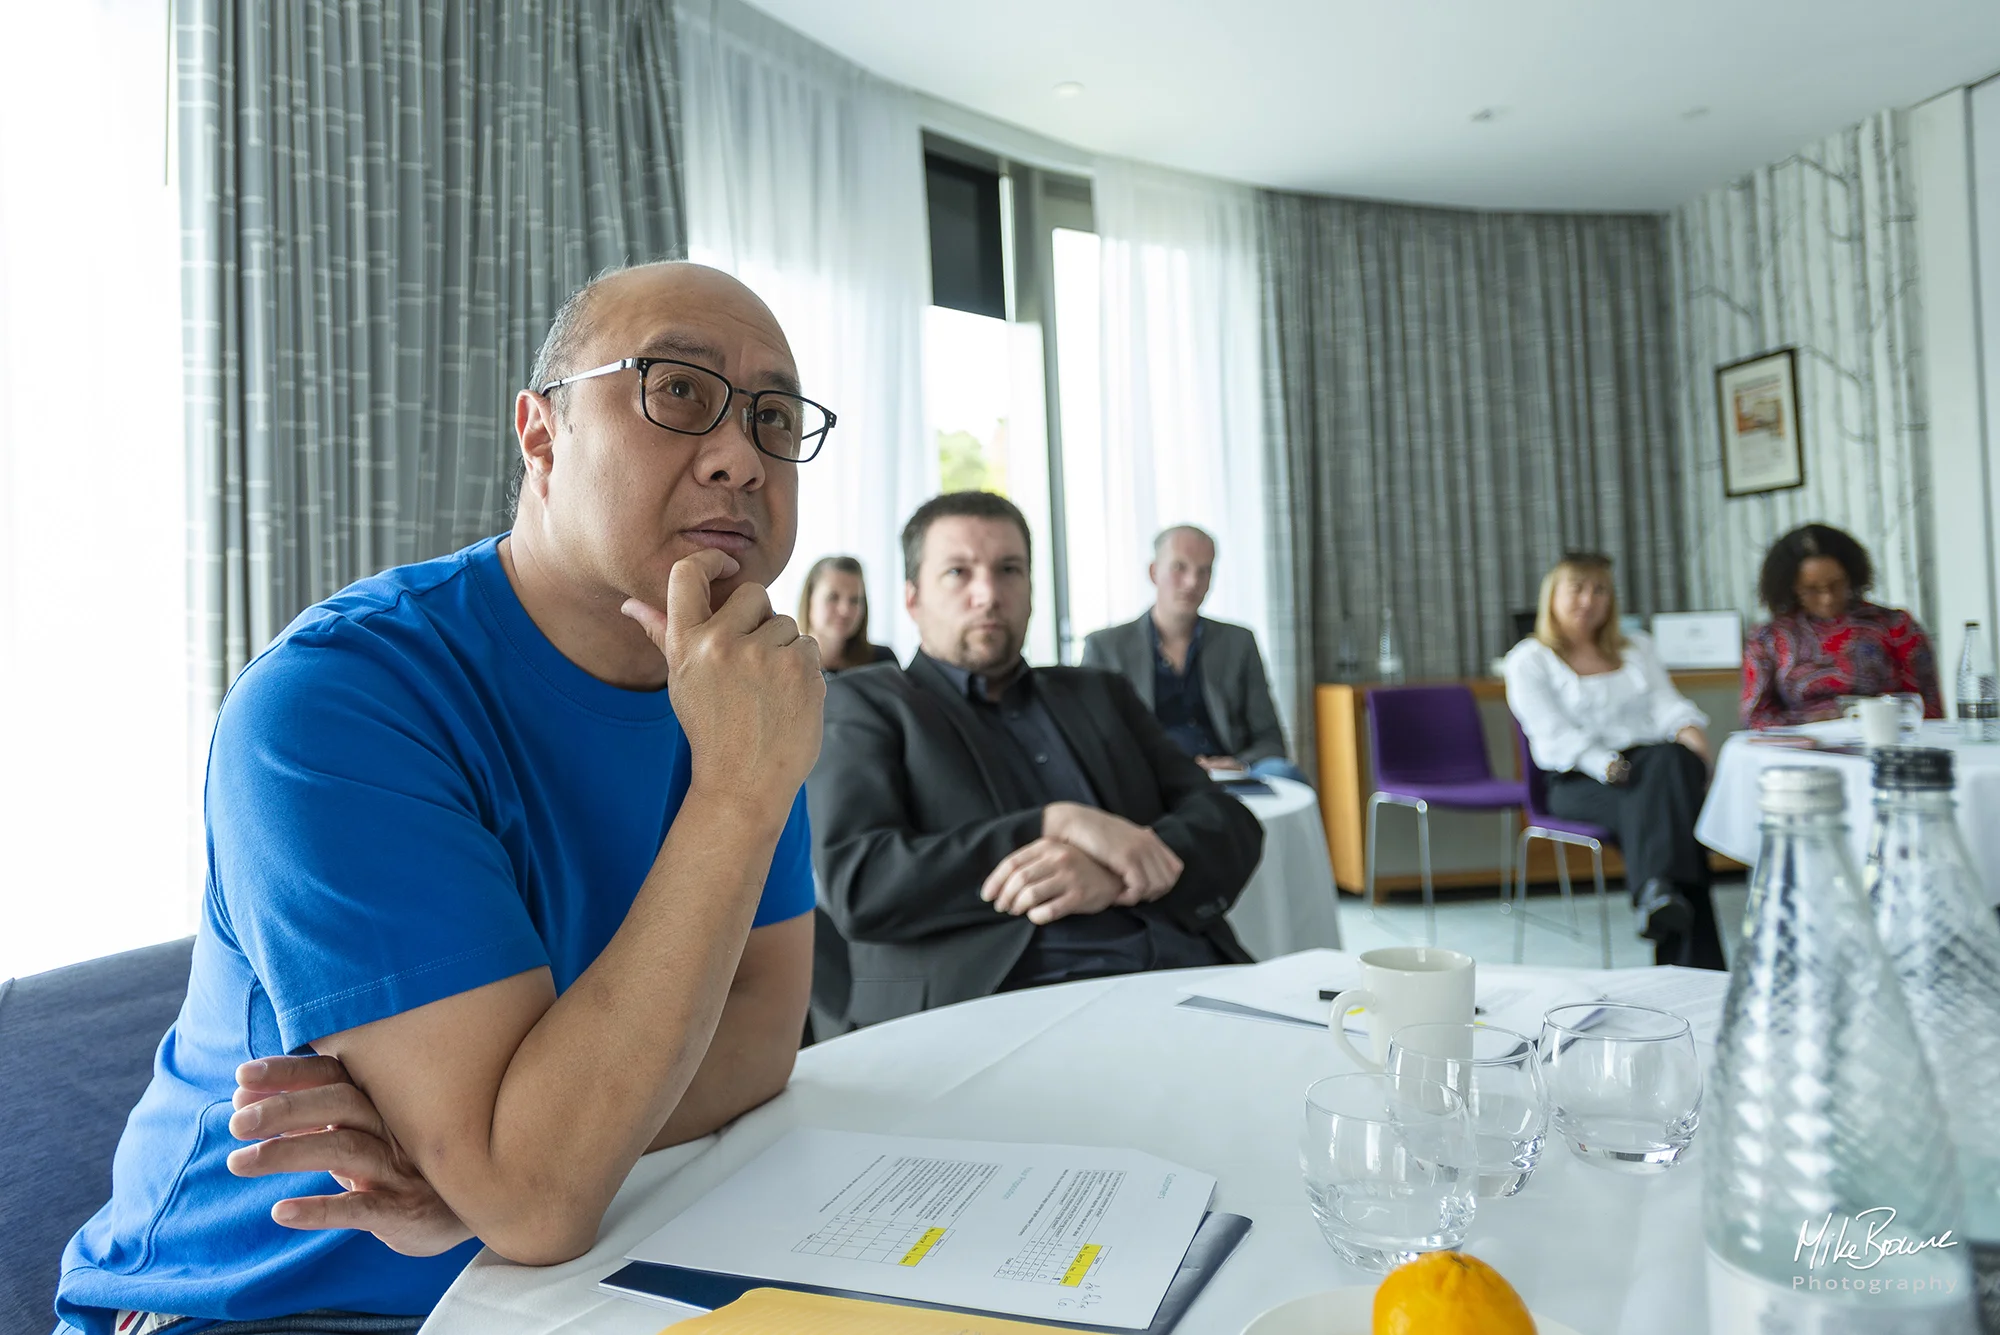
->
[1260, 193, 1683, 755]
[178, 0, 684, 712]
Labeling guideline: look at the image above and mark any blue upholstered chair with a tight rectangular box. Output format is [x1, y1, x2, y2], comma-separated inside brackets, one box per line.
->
[0, 936, 195, 1332]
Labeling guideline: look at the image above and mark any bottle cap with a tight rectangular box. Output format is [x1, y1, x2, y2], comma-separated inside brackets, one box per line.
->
[1758, 766, 1844, 815]
[1870, 746, 1954, 790]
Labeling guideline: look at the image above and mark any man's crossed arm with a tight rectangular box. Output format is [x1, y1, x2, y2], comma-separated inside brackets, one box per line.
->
[225, 550, 822, 1266]
[227, 912, 808, 1259]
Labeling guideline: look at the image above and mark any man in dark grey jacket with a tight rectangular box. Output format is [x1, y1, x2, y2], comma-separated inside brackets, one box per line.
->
[808, 493, 1263, 1031]
[1081, 525, 1308, 784]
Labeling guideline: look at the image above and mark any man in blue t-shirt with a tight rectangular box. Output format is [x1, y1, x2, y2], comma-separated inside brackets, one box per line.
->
[54, 262, 830, 1334]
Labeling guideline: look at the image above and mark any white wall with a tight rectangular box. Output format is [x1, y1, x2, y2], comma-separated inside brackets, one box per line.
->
[1910, 86, 1999, 700]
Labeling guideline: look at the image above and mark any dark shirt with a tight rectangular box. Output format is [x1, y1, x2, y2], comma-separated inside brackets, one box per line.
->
[919, 651, 1227, 988]
[1148, 618, 1223, 758]
[926, 655, 1101, 809]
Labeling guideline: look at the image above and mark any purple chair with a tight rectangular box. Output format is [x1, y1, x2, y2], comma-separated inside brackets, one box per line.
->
[1511, 721, 1615, 967]
[1364, 686, 1528, 943]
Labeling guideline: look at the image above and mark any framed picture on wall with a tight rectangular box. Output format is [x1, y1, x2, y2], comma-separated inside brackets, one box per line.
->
[1716, 348, 1804, 497]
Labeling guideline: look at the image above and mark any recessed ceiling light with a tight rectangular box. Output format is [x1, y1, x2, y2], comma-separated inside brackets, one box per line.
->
[1470, 107, 1500, 123]
[1054, 81, 1085, 99]
[1682, 106, 1711, 120]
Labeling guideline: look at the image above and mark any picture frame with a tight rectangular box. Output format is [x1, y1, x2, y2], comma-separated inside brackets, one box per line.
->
[1715, 348, 1804, 497]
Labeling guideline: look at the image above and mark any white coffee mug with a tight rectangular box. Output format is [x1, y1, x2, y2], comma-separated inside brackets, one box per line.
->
[1329, 946, 1477, 1071]
[1846, 695, 1901, 749]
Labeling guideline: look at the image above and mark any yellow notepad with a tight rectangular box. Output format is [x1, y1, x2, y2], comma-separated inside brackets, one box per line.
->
[662, 1286, 1085, 1333]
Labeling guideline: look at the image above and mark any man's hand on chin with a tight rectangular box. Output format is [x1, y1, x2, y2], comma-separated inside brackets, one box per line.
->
[226, 1055, 472, 1257]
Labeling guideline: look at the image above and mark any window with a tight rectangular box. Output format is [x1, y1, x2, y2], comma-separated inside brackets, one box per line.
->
[0, 4, 191, 978]
[919, 138, 1092, 665]
[924, 153, 1006, 321]
[1050, 227, 1106, 660]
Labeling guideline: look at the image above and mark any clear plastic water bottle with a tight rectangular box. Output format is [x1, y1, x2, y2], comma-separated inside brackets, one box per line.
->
[1958, 622, 1998, 742]
[1705, 766, 1976, 1334]
[1377, 606, 1405, 684]
[1335, 614, 1361, 680]
[1864, 747, 2000, 1333]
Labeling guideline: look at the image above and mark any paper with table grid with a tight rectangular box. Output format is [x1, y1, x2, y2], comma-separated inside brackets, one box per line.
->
[622, 1128, 1215, 1329]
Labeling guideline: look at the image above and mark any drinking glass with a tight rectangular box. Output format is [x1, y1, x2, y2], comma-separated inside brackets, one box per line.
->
[1538, 1003, 1701, 1173]
[1385, 1022, 1548, 1197]
[1299, 1072, 1478, 1272]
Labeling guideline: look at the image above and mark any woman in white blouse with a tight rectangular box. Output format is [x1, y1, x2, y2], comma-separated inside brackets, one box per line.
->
[1503, 552, 1723, 969]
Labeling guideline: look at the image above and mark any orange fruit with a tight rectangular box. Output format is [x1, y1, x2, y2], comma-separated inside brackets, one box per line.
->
[1372, 1251, 1537, 1335]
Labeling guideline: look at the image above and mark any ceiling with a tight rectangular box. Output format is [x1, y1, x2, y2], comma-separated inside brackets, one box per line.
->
[740, 0, 2000, 211]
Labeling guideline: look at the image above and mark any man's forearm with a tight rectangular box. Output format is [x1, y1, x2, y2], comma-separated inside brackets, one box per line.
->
[331, 788, 788, 1265]
[648, 955, 803, 1150]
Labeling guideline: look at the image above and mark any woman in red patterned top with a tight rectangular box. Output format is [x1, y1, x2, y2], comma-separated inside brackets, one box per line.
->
[1741, 523, 1944, 728]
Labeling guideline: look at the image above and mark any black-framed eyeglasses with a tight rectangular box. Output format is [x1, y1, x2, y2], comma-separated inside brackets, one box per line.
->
[537, 357, 836, 463]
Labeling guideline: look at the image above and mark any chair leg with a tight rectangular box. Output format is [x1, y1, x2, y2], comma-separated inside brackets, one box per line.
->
[1415, 800, 1435, 946]
[1591, 845, 1612, 969]
[1514, 831, 1533, 965]
[1496, 809, 1516, 912]
[1554, 845, 1576, 930]
[1364, 794, 1385, 915]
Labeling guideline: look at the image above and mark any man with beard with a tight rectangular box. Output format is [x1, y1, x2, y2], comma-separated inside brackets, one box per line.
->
[806, 491, 1263, 1031]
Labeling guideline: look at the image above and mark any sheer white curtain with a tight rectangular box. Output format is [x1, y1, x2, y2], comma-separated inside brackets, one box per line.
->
[1073, 160, 1281, 722]
[675, 0, 934, 655]
[0, 0, 191, 977]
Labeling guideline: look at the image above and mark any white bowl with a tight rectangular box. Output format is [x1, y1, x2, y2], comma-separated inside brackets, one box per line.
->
[1241, 1286, 1584, 1335]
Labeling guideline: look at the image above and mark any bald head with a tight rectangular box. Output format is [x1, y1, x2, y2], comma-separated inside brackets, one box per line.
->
[529, 261, 791, 399]
[516, 263, 795, 515]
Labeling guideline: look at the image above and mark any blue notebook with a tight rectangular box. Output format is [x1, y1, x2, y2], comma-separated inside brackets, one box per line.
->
[598, 1209, 1252, 1334]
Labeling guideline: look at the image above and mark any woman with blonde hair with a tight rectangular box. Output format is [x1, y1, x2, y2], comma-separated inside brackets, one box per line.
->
[1503, 551, 1722, 968]
[798, 555, 896, 674]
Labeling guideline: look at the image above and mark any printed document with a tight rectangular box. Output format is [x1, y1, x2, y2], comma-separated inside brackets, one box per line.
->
[624, 1129, 1215, 1330]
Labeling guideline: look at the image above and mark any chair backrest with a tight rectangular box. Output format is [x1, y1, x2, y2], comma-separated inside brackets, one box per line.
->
[0, 936, 194, 1333]
[1512, 718, 1558, 821]
[1366, 685, 1496, 787]
[807, 905, 854, 1044]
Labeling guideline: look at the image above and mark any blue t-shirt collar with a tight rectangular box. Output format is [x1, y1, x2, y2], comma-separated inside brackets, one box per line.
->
[469, 535, 678, 724]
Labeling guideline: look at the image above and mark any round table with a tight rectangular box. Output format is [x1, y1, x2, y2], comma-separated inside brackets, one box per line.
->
[1696, 720, 2000, 904]
[1226, 778, 1343, 958]
[422, 953, 1709, 1335]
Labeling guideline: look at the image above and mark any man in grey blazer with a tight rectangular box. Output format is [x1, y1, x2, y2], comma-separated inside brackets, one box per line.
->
[1081, 525, 1309, 784]
[808, 493, 1262, 1031]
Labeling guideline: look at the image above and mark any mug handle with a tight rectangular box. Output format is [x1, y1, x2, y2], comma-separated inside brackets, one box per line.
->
[1329, 988, 1380, 1071]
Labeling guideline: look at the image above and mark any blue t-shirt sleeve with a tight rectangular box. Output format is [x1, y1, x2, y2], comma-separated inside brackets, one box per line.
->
[754, 787, 816, 928]
[209, 626, 550, 1053]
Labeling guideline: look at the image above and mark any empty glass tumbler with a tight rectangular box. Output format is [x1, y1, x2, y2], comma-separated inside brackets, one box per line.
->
[1538, 1003, 1701, 1173]
[1299, 1072, 1478, 1272]
[1385, 1022, 1549, 1198]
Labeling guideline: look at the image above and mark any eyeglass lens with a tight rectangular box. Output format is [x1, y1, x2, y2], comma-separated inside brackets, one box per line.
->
[639, 362, 828, 461]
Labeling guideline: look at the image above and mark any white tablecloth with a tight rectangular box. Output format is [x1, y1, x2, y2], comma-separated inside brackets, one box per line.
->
[1227, 778, 1343, 958]
[423, 952, 1712, 1335]
[1696, 720, 2000, 905]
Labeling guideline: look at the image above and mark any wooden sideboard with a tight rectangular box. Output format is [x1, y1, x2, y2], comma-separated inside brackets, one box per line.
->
[1313, 672, 1744, 899]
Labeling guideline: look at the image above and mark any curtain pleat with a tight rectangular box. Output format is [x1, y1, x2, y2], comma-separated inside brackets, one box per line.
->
[177, 0, 685, 717]
[1260, 194, 1683, 758]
